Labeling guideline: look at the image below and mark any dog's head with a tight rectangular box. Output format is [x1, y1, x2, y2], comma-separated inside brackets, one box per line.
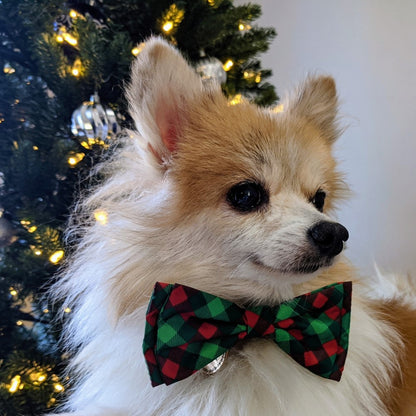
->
[125, 38, 349, 303]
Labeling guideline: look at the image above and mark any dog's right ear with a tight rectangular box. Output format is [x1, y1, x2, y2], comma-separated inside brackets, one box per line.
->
[127, 37, 204, 166]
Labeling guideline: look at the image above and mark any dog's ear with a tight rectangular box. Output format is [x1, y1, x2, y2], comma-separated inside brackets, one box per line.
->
[289, 76, 340, 143]
[127, 37, 204, 165]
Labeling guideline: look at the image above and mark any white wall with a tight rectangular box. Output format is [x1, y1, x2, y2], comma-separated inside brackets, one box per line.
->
[236, 0, 416, 276]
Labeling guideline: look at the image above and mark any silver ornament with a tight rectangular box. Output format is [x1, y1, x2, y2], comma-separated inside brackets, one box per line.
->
[71, 93, 119, 147]
[196, 58, 227, 85]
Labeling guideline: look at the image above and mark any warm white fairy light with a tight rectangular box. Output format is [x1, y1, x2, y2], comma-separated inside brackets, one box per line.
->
[94, 210, 108, 225]
[238, 22, 252, 32]
[132, 43, 145, 56]
[56, 26, 78, 46]
[223, 59, 234, 72]
[68, 152, 85, 166]
[228, 94, 242, 106]
[272, 103, 284, 113]
[54, 383, 64, 392]
[69, 9, 80, 19]
[163, 21, 174, 33]
[9, 375, 21, 393]
[161, 4, 184, 34]
[49, 250, 64, 264]
[3, 63, 15, 74]
[71, 58, 82, 77]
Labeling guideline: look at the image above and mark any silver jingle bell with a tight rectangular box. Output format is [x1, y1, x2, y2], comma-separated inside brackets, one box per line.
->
[202, 352, 228, 375]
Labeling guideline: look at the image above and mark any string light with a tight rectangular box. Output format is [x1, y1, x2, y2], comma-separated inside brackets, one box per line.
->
[223, 59, 234, 72]
[272, 103, 284, 113]
[238, 22, 251, 32]
[49, 250, 64, 264]
[16, 320, 23, 326]
[163, 21, 174, 33]
[9, 375, 21, 393]
[33, 145, 39, 150]
[48, 397, 57, 407]
[64, 307, 71, 314]
[228, 94, 242, 106]
[243, 71, 253, 79]
[65, 35, 78, 46]
[94, 210, 108, 225]
[56, 27, 78, 46]
[3, 63, 15, 74]
[29, 371, 47, 384]
[69, 9, 80, 19]
[68, 152, 85, 166]
[255, 74, 261, 83]
[34, 249, 42, 256]
[160, 4, 185, 34]
[132, 42, 145, 56]
[10, 287, 17, 296]
[71, 58, 82, 77]
[54, 383, 64, 392]
[20, 220, 37, 233]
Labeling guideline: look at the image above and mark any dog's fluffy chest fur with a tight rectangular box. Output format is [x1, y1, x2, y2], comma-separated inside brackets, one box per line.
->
[64, 293, 397, 416]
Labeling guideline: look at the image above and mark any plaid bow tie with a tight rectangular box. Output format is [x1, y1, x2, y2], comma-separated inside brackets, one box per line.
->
[143, 281, 352, 387]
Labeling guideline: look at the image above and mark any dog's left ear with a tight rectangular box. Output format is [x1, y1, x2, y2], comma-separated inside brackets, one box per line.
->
[127, 37, 205, 166]
[289, 76, 340, 143]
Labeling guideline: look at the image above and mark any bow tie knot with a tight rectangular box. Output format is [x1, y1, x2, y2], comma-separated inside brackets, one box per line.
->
[242, 310, 276, 338]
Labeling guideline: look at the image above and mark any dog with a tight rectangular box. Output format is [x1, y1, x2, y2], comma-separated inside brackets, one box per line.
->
[52, 37, 416, 415]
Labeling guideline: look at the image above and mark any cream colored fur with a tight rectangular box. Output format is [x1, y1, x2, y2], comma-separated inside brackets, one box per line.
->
[51, 38, 413, 415]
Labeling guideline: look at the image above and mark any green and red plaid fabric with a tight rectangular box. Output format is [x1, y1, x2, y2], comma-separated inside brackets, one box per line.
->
[143, 281, 352, 387]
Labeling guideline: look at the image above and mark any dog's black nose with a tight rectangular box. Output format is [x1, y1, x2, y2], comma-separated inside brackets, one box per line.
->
[308, 221, 349, 257]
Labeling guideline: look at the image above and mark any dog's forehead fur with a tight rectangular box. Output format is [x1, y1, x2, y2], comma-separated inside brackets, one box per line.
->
[171, 94, 338, 215]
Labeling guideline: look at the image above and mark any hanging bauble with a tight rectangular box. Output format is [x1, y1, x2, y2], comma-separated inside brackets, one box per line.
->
[71, 93, 119, 148]
[195, 58, 227, 85]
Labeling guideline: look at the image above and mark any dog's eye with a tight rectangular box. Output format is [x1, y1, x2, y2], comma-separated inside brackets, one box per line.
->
[311, 190, 326, 212]
[227, 181, 268, 212]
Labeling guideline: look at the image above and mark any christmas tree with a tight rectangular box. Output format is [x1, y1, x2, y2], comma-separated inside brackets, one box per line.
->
[0, 0, 277, 413]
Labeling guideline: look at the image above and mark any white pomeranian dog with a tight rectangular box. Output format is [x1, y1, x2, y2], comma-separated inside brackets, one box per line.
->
[52, 38, 416, 416]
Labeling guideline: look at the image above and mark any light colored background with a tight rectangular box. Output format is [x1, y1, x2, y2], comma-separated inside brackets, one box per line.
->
[236, 0, 416, 276]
